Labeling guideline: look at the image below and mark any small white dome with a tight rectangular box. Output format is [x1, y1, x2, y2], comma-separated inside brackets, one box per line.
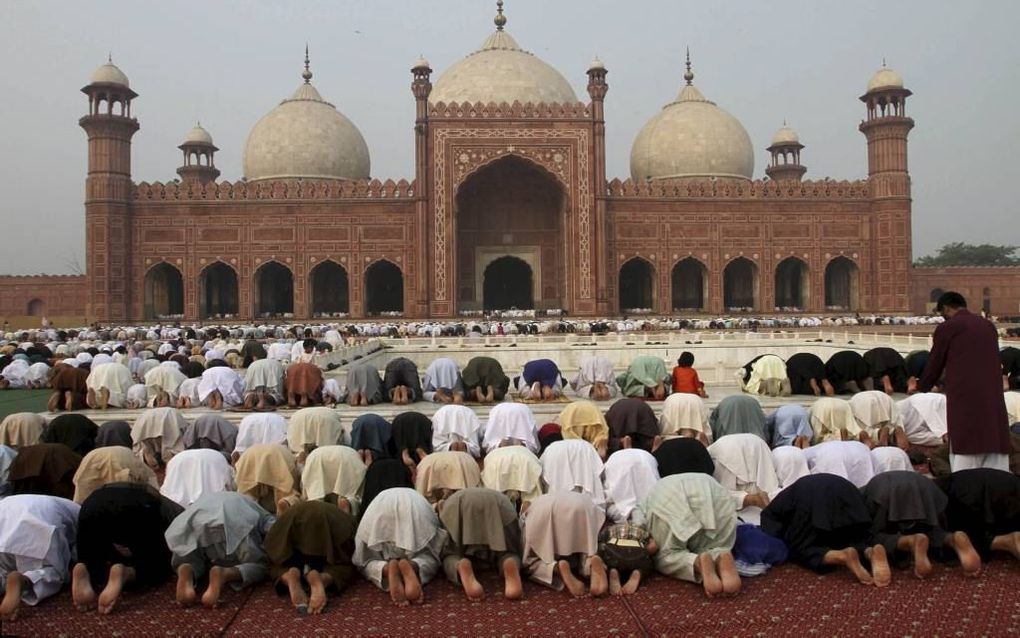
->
[430, 28, 577, 106]
[183, 124, 213, 145]
[630, 77, 754, 181]
[770, 125, 799, 146]
[589, 57, 606, 71]
[243, 79, 370, 182]
[90, 60, 130, 87]
[413, 55, 431, 71]
[867, 66, 904, 92]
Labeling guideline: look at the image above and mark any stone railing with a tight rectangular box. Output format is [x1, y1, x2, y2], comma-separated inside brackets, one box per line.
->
[606, 178, 870, 199]
[133, 178, 416, 202]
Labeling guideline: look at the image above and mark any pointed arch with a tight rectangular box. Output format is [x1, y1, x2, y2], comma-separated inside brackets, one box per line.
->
[309, 260, 350, 316]
[483, 256, 534, 310]
[824, 256, 860, 311]
[619, 257, 656, 312]
[774, 257, 809, 310]
[723, 257, 759, 311]
[144, 262, 184, 320]
[253, 260, 294, 317]
[671, 257, 707, 311]
[199, 261, 238, 318]
[365, 259, 404, 315]
[26, 298, 45, 317]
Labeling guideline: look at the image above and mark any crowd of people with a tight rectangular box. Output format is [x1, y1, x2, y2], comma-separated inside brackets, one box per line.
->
[0, 293, 1017, 622]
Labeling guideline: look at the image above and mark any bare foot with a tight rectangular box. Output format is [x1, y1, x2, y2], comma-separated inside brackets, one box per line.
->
[589, 556, 609, 598]
[47, 391, 61, 412]
[0, 572, 24, 621]
[882, 375, 895, 395]
[621, 435, 632, 449]
[910, 534, 932, 579]
[608, 568, 622, 596]
[557, 560, 586, 598]
[951, 531, 982, 576]
[502, 557, 523, 601]
[175, 563, 197, 606]
[306, 570, 328, 615]
[695, 553, 723, 597]
[622, 570, 642, 596]
[825, 547, 872, 585]
[867, 545, 892, 588]
[72, 563, 96, 612]
[457, 558, 484, 601]
[717, 552, 741, 596]
[201, 566, 225, 608]
[990, 531, 1020, 560]
[399, 559, 423, 604]
[98, 564, 127, 615]
[281, 567, 309, 613]
[809, 379, 821, 396]
[276, 498, 291, 517]
[386, 560, 407, 606]
[822, 379, 836, 396]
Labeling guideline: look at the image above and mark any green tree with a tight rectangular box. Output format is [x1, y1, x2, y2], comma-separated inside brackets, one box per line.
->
[914, 242, 1020, 267]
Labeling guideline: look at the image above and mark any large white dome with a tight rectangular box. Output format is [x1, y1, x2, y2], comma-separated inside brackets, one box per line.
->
[243, 72, 370, 182]
[630, 69, 754, 181]
[429, 12, 577, 106]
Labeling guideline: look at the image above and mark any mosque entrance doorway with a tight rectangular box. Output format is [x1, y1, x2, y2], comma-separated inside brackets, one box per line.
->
[365, 260, 404, 315]
[144, 262, 184, 320]
[200, 262, 238, 318]
[482, 256, 534, 311]
[619, 258, 655, 312]
[254, 261, 294, 317]
[310, 261, 350, 317]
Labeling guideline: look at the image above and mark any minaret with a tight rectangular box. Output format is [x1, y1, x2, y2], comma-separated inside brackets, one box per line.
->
[411, 52, 433, 317]
[80, 56, 139, 323]
[177, 122, 220, 185]
[766, 122, 806, 182]
[587, 56, 610, 313]
[860, 62, 914, 312]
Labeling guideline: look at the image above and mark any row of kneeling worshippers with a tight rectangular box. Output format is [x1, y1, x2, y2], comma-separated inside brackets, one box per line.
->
[1, 402, 1019, 619]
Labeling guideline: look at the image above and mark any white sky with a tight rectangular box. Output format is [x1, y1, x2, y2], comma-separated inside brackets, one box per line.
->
[1, 0, 1018, 274]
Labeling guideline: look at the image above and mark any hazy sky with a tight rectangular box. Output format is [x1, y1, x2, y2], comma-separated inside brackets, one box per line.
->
[1, 0, 1018, 275]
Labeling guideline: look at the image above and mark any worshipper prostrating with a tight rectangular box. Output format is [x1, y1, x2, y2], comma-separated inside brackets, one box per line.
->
[432, 404, 483, 457]
[849, 390, 909, 449]
[48, 364, 90, 411]
[760, 474, 891, 587]
[870, 446, 913, 473]
[359, 459, 414, 518]
[616, 355, 670, 400]
[765, 404, 813, 448]
[353, 488, 448, 606]
[242, 355, 284, 409]
[633, 472, 740, 597]
[144, 362, 187, 408]
[603, 448, 659, 524]
[709, 395, 767, 443]
[8, 443, 81, 500]
[521, 490, 609, 597]
[897, 392, 947, 447]
[234, 443, 299, 516]
[558, 400, 610, 457]
[785, 352, 834, 396]
[234, 413, 289, 460]
[0, 494, 80, 621]
[481, 402, 539, 454]
[197, 365, 245, 410]
[659, 393, 711, 444]
[739, 354, 791, 397]
[284, 362, 325, 408]
[863, 347, 909, 394]
[708, 434, 779, 513]
[479, 445, 544, 510]
[540, 439, 607, 509]
[421, 357, 464, 404]
[825, 350, 872, 394]
[935, 468, 1020, 562]
[414, 450, 481, 505]
[1001, 346, 1020, 391]
[71, 482, 184, 614]
[181, 414, 238, 460]
[652, 438, 715, 478]
[72, 446, 158, 504]
[85, 362, 134, 409]
[570, 354, 618, 400]
[351, 413, 394, 464]
[604, 398, 659, 453]
[383, 357, 423, 405]
[344, 362, 383, 407]
[40, 414, 98, 456]
[266, 499, 357, 615]
[0, 412, 46, 449]
[131, 407, 187, 471]
[862, 471, 981, 579]
[802, 440, 876, 488]
[165, 491, 275, 608]
[287, 407, 345, 460]
[390, 412, 432, 468]
[515, 358, 565, 401]
[299, 445, 367, 516]
[808, 397, 859, 443]
[438, 487, 523, 601]
[771, 446, 810, 492]
[159, 448, 236, 508]
[0, 445, 16, 498]
[462, 356, 510, 403]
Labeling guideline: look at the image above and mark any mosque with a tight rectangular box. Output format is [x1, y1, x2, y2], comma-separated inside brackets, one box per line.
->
[5, 2, 1015, 323]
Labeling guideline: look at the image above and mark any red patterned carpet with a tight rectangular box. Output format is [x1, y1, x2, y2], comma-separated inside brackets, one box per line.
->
[3, 560, 1018, 637]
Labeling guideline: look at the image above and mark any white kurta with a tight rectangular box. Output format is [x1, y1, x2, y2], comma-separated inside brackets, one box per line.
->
[431, 404, 482, 457]
[198, 367, 245, 406]
[659, 393, 711, 440]
[849, 391, 901, 438]
[802, 440, 875, 488]
[479, 445, 544, 506]
[481, 403, 539, 453]
[603, 448, 659, 524]
[0, 495, 80, 605]
[159, 449, 236, 507]
[235, 413, 288, 456]
[569, 355, 619, 399]
[85, 362, 134, 407]
[145, 364, 187, 405]
[539, 439, 606, 509]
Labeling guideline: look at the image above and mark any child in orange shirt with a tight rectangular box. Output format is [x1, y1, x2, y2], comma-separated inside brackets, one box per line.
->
[672, 351, 708, 398]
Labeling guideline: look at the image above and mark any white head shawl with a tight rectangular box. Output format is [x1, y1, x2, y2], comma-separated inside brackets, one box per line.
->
[708, 433, 781, 499]
[771, 446, 810, 490]
[431, 404, 482, 457]
[660, 393, 710, 439]
[481, 403, 538, 453]
[802, 440, 875, 488]
[539, 439, 606, 509]
[870, 447, 913, 474]
[235, 413, 288, 455]
[159, 448, 236, 507]
[603, 448, 659, 524]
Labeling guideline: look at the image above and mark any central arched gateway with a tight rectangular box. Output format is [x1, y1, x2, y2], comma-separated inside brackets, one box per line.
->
[455, 155, 565, 312]
[482, 256, 533, 310]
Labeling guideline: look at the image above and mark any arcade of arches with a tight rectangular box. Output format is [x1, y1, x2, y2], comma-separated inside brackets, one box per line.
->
[456, 156, 564, 312]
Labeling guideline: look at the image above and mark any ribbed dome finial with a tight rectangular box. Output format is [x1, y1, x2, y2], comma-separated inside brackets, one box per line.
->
[494, 0, 507, 31]
[683, 47, 694, 85]
[302, 44, 313, 83]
